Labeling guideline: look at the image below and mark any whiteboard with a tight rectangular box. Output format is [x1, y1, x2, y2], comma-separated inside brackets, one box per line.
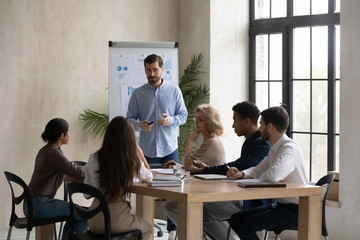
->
[108, 41, 179, 121]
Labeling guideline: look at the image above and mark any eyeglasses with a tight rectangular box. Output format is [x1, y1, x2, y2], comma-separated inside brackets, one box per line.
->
[193, 117, 205, 122]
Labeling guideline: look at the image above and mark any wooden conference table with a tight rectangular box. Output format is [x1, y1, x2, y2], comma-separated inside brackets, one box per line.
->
[132, 178, 322, 240]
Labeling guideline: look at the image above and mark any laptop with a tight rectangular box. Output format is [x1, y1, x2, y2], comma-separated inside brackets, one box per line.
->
[193, 174, 227, 180]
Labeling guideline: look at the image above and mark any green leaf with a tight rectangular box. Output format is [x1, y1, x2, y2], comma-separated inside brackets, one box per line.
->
[79, 109, 109, 138]
[178, 53, 209, 160]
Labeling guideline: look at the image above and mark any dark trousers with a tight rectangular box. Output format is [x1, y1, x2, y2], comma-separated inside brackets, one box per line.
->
[145, 149, 179, 232]
[229, 203, 298, 240]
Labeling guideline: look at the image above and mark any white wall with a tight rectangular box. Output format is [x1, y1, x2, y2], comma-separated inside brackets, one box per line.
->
[326, 0, 360, 238]
[179, 0, 249, 161]
[209, 0, 249, 160]
[0, 0, 179, 227]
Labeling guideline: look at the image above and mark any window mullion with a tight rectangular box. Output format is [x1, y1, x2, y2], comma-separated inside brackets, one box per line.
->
[328, 25, 336, 171]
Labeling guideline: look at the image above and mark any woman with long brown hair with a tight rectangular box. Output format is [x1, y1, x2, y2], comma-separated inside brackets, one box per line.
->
[82, 116, 153, 239]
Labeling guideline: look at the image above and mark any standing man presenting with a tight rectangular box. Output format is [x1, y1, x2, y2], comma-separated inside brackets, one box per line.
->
[127, 54, 188, 238]
[127, 54, 188, 165]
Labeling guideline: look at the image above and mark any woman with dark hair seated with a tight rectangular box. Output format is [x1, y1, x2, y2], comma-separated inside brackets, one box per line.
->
[26, 118, 87, 240]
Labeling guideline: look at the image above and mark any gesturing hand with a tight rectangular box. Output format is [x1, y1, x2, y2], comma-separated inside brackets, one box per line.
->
[140, 120, 153, 132]
[157, 113, 170, 126]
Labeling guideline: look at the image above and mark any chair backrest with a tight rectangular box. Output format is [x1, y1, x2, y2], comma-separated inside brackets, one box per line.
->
[315, 173, 335, 237]
[315, 173, 335, 200]
[67, 182, 112, 239]
[4, 171, 34, 229]
[63, 161, 87, 202]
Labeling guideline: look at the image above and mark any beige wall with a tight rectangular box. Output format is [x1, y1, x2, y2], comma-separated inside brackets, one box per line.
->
[2, 0, 360, 238]
[209, 0, 249, 159]
[178, 0, 249, 161]
[329, 0, 360, 238]
[0, 0, 179, 227]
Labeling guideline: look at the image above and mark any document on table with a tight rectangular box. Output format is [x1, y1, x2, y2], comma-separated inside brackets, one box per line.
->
[147, 180, 182, 187]
[152, 168, 175, 175]
[193, 174, 227, 180]
[152, 175, 182, 181]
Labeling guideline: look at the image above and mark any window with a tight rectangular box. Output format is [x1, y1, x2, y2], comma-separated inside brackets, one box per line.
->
[249, 0, 340, 181]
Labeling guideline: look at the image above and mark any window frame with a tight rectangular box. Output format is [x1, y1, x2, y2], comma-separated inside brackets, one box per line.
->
[249, 0, 340, 180]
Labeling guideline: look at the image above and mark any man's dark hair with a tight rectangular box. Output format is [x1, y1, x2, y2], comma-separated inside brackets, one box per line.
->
[144, 54, 163, 68]
[232, 101, 260, 125]
[260, 106, 289, 132]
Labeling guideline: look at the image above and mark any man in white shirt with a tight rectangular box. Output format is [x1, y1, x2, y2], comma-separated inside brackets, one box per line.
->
[227, 106, 308, 240]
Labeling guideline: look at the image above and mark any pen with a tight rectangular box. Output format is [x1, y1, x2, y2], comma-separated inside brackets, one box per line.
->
[223, 162, 230, 169]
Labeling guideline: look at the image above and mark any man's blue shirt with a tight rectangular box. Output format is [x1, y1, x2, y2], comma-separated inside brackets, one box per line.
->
[202, 131, 270, 175]
[127, 81, 188, 158]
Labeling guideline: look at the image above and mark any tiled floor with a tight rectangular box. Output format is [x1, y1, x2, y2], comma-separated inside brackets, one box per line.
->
[0, 224, 275, 240]
[0, 224, 170, 240]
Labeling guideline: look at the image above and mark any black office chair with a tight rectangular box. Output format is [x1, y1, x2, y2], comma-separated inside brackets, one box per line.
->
[263, 173, 336, 240]
[58, 160, 87, 239]
[67, 182, 143, 240]
[4, 171, 69, 240]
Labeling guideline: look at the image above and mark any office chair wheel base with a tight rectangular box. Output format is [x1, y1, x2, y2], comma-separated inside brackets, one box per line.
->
[157, 231, 163, 237]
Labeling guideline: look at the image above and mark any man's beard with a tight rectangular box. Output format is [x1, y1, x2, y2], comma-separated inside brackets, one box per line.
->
[148, 76, 161, 85]
[261, 129, 270, 141]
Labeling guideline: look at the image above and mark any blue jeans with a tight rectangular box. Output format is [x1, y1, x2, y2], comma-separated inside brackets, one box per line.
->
[23, 197, 87, 240]
[229, 203, 298, 240]
[145, 149, 179, 232]
[243, 198, 275, 210]
[145, 148, 179, 167]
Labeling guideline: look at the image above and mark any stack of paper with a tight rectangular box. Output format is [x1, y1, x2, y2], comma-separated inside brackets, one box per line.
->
[147, 180, 182, 187]
[152, 175, 182, 181]
[152, 168, 176, 175]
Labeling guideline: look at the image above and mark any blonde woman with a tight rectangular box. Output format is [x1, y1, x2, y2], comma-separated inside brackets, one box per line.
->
[185, 104, 225, 169]
[165, 104, 225, 172]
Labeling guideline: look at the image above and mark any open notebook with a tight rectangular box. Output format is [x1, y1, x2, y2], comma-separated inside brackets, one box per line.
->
[193, 174, 227, 180]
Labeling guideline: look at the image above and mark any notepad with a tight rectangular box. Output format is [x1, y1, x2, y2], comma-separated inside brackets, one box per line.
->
[237, 181, 286, 188]
[147, 181, 182, 187]
[193, 174, 227, 180]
